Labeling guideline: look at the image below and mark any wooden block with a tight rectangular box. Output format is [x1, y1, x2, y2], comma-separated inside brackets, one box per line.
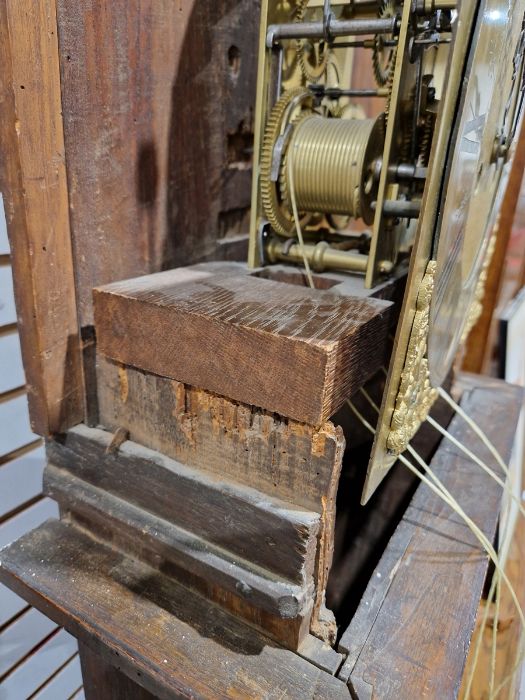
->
[45, 424, 320, 647]
[338, 377, 522, 698]
[96, 357, 344, 512]
[48, 470, 313, 649]
[46, 425, 319, 586]
[0, 519, 351, 699]
[94, 269, 392, 425]
[96, 357, 345, 642]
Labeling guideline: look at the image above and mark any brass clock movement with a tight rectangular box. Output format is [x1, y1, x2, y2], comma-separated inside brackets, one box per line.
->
[249, 0, 525, 501]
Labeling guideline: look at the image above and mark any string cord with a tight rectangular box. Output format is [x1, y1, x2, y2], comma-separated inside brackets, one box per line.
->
[426, 414, 525, 521]
[437, 386, 510, 480]
[347, 398, 525, 632]
[287, 141, 315, 289]
[427, 405, 525, 695]
[437, 386, 524, 697]
[360, 388, 525, 523]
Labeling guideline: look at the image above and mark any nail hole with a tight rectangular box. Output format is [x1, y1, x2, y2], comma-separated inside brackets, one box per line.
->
[228, 45, 241, 80]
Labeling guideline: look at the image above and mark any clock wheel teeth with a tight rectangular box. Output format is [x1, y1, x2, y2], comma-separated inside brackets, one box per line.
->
[260, 88, 312, 237]
[372, 0, 397, 88]
[295, 0, 330, 83]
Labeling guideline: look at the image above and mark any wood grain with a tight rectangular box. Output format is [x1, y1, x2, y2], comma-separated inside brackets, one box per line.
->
[56, 0, 259, 328]
[0, 519, 351, 699]
[94, 268, 392, 425]
[96, 356, 346, 642]
[45, 424, 321, 647]
[96, 356, 344, 513]
[45, 424, 319, 587]
[79, 643, 157, 700]
[0, 0, 83, 435]
[58, 478, 313, 649]
[338, 378, 522, 699]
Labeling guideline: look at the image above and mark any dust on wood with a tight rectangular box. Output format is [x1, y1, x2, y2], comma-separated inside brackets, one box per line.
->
[0, 519, 351, 698]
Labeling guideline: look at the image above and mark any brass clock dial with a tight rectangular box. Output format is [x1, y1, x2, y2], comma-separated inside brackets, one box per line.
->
[428, 0, 525, 387]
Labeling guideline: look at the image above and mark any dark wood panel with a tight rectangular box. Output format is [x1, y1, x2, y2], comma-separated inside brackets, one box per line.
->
[94, 268, 392, 425]
[56, 0, 259, 327]
[79, 642, 160, 700]
[0, 0, 83, 435]
[46, 425, 319, 585]
[58, 476, 313, 649]
[0, 519, 351, 699]
[338, 377, 522, 699]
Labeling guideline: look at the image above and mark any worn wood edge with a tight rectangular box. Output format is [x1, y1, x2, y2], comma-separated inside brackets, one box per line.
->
[337, 377, 522, 696]
[0, 519, 351, 699]
[0, 0, 83, 435]
[62, 510, 313, 652]
[310, 423, 345, 645]
[45, 463, 313, 621]
[46, 424, 320, 585]
[336, 527, 413, 675]
[95, 359, 346, 645]
[95, 356, 346, 513]
[321, 307, 393, 420]
[297, 634, 345, 676]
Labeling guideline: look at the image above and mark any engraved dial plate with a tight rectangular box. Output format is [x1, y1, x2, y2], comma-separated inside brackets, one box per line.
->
[428, 0, 525, 387]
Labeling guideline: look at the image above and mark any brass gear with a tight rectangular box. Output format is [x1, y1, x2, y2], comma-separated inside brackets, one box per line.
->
[373, 1, 397, 88]
[260, 88, 312, 236]
[296, 0, 330, 83]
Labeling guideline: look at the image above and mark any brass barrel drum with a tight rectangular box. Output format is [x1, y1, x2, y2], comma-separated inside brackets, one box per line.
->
[284, 114, 384, 224]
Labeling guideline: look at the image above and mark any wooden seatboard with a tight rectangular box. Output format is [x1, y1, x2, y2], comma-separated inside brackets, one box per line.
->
[94, 268, 392, 426]
[0, 519, 351, 699]
[96, 356, 344, 513]
[96, 357, 345, 642]
[338, 378, 522, 699]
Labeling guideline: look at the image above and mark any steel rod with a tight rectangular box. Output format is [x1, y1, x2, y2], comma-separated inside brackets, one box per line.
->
[372, 199, 422, 218]
[266, 17, 398, 47]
